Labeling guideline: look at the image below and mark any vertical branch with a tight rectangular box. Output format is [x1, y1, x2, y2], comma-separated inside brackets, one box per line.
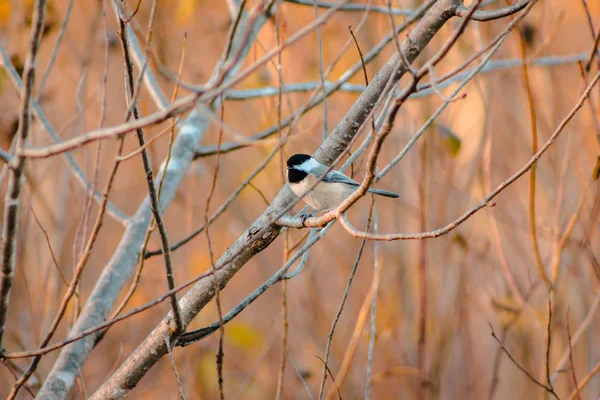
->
[585, 19, 600, 72]
[516, 25, 552, 288]
[365, 200, 379, 399]
[111, 32, 188, 324]
[544, 294, 554, 394]
[204, 99, 226, 399]
[274, 8, 290, 393]
[319, 202, 374, 400]
[275, 232, 290, 400]
[325, 282, 375, 400]
[274, 2, 286, 185]
[37, 0, 74, 99]
[566, 311, 580, 400]
[481, 93, 528, 312]
[490, 324, 559, 400]
[165, 334, 186, 400]
[118, 3, 184, 333]
[312, 0, 328, 140]
[0, 0, 48, 349]
[417, 130, 428, 400]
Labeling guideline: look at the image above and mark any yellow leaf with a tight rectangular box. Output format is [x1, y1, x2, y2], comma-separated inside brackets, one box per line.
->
[227, 321, 265, 352]
[175, 0, 198, 23]
[437, 124, 462, 156]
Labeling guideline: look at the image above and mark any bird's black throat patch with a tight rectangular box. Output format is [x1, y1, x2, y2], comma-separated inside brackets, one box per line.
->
[287, 168, 307, 183]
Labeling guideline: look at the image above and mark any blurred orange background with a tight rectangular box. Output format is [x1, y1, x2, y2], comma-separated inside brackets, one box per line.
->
[1, 0, 600, 398]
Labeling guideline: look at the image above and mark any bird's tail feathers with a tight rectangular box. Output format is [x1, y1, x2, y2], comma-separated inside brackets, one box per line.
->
[367, 188, 400, 198]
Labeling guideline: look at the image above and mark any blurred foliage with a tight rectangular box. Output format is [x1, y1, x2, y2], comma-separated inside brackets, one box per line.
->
[0, 0, 599, 399]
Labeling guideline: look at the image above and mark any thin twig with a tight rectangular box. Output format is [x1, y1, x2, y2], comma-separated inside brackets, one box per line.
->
[490, 324, 559, 399]
[25, 192, 69, 288]
[585, 18, 600, 71]
[318, 206, 373, 399]
[566, 310, 580, 400]
[551, 290, 600, 382]
[37, 0, 74, 100]
[165, 334, 186, 400]
[365, 201, 379, 399]
[205, 99, 226, 399]
[288, 350, 314, 399]
[312, 0, 328, 140]
[417, 130, 428, 400]
[1, 359, 35, 397]
[455, 0, 531, 21]
[567, 361, 600, 400]
[324, 279, 375, 400]
[286, 0, 415, 16]
[545, 293, 554, 393]
[275, 233, 290, 400]
[315, 355, 342, 400]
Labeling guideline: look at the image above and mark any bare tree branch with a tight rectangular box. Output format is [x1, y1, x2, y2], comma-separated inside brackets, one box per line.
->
[455, 0, 531, 21]
[285, 0, 415, 16]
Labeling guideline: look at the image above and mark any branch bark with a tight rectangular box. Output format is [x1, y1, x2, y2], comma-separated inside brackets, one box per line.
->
[91, 1, 463, 398]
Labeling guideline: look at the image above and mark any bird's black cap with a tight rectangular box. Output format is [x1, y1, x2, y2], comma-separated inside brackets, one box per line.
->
[286, 153, 312, 168]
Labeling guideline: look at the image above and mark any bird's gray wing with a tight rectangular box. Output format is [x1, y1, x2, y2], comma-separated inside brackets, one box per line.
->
[321, 170, 360, 186]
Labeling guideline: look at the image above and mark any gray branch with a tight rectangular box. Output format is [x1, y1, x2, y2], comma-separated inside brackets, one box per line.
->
[223, 53, 588, 100]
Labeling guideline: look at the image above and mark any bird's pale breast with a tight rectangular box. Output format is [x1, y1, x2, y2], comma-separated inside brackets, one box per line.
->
[289, 173, 355, 210]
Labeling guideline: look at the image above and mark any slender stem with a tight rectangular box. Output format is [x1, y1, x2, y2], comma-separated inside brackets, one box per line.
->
[516, 24, 552, 288]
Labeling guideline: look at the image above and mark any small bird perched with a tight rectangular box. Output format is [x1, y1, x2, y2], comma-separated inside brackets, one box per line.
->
[286, 153, 399, 211]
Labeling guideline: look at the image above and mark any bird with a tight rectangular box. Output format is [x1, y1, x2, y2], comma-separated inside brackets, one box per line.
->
[286, 153, 399, 211]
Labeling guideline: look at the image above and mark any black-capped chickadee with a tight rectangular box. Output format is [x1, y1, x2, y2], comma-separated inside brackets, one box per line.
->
[286, 153, 399, 211]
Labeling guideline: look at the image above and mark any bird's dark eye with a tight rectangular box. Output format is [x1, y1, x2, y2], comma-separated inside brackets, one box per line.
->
[287, 168, 307, 183]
